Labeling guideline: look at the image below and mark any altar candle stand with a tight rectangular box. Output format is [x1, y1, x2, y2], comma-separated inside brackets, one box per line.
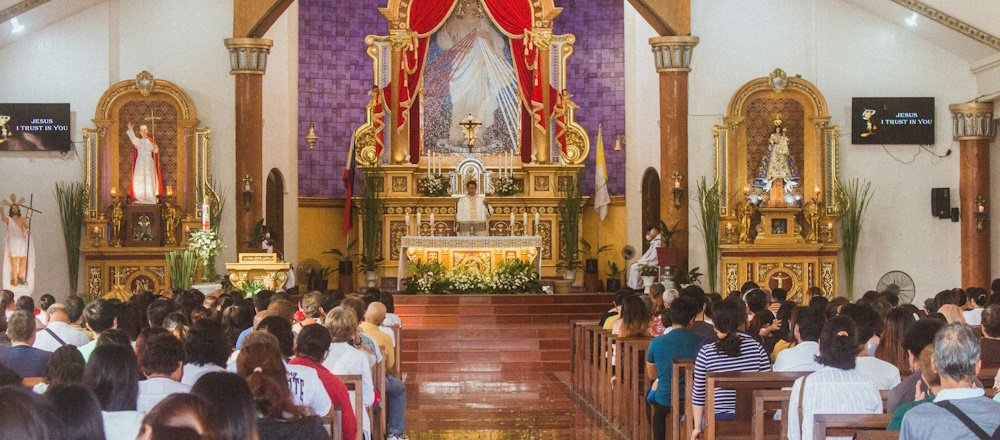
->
[405, 213, 411, 235]
[534, 212, 540, 234]
[522, 213, 528, 233]
[429, 213, 435, 236]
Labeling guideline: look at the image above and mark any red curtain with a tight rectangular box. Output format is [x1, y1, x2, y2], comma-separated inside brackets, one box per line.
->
[482, 0, 546, 162]
[398, 0, 457, 163]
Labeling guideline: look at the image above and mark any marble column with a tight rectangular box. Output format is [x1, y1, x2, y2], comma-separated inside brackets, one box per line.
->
[649, 36, 698, 265]
[225, 37, 272, 253]
[949, 102, 996, 289]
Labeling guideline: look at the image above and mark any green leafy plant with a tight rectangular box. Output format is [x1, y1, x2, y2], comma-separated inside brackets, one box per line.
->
[579, 238, 612, 260]
[402, 258, 540, 295]
[655, 220, 682, 247]
[54, 182, 86, 294]
[605, 261, 624, 280]
[359, 164, 385, 273]
[248, 219, 265, 248]
[323, 238, 358, 264]
[697, 177, 721, 293]
[836, 178, 874, 300]
[637, 263, 658, 277]
[165, 250, 198, 290]
[240, 279, 267, 299]
[318, 266, 335, 280]
[556, 170, 583, 272]
[674, 260, 703, 286]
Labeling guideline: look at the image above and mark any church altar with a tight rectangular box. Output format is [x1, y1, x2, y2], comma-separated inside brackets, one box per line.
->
[396, 235, 542, 287]
[346, 0, 592, 287]
[713, 69, 843, 303]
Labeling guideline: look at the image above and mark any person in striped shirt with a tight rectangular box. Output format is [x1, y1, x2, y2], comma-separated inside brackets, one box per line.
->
[690, 298, 771, 439]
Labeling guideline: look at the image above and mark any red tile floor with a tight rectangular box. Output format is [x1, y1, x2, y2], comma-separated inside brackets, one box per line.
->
[401, 371, 622, 439]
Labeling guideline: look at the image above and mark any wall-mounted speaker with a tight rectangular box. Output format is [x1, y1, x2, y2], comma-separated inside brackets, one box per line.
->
[932, 188, 950, 218]
[951, 207, 960, 222]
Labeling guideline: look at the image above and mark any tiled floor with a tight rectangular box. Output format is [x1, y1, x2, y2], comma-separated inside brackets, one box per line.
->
[402, 372, 622, 439]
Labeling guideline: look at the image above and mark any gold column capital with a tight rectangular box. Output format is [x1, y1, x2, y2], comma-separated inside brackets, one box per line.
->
[649, 36, 699, 73]
[224, 37, 273, 75]
[949, 102, 996, 141]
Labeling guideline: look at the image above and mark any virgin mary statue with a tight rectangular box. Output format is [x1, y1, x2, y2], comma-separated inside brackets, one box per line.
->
[754, 116, 799, 206]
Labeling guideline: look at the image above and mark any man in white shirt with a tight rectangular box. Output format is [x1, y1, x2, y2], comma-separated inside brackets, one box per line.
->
[137, 333, 190, 413]
[32, 304, 90, 352]
[324, 306, 375, 438]
[455, 180, 492, 236]
[840, 304, 901, 389]
[774, 307, 825, 372]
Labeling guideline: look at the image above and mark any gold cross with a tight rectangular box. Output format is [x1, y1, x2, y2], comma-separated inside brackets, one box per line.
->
[772, 272, 791, 290]
[458, 113, 483, 152]
[143, 111, 162, 138]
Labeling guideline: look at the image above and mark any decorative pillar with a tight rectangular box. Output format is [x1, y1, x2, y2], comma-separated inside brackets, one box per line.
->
[949, 102, 996, 289]
[650, 36, 698, 265]
[224, 37, 272, 253]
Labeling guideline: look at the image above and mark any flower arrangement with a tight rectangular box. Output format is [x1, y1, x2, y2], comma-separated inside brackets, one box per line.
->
[188, 229, 226, 282]
[637, 263, 658, 277]
[403, 258, 541, 295]
[419, 174, 451, 197]
[240, 279, 267, 299]
[494, 175, 517, 196]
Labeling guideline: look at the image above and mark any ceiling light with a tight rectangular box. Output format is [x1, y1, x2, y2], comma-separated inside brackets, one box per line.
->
[10, 18, 24, 33]
[905, 12, 918, 27]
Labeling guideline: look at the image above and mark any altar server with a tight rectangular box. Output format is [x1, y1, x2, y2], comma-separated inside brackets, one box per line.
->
[627, 226, 661, 290]
[455, 180, 492, 236]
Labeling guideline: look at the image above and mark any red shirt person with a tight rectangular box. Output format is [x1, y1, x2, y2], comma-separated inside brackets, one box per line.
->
[290, 324, 358, 440]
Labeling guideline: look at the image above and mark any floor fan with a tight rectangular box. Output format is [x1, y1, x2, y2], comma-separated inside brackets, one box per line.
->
[876, 270, 916, 304]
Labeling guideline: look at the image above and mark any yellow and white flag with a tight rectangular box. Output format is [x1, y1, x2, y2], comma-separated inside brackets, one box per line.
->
[594, 125, 610, 221]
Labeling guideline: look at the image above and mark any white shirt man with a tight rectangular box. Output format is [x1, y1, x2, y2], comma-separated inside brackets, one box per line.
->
[32, 304, 90, 352]
[455, 181, 492, 236]
[855, 356, 902, 390]
[627, 228, 661, 290]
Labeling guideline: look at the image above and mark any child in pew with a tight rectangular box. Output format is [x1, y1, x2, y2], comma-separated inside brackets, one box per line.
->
[887, 346, 938, 430]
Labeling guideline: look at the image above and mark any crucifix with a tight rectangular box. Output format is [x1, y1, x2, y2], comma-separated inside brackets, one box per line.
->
[143, 111, 162, 138]
[771, 272, 791, 290]
[458, 113, 483, 153]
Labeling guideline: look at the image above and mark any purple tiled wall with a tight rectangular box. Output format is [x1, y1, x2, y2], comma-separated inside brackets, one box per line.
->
[298, 0, 626, 197]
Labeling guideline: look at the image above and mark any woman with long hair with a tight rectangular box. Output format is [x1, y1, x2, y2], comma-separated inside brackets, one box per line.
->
[236, 337, 326, 440]
[84, 344, 144, 440]
[191, 372, 259, 440]
[45, 383, 106, 440]
[613, 294, 654, 338]
[135, 394, 220, 440]
[874, 307, 916, 372]
[937, 304, 967, 325]
[786, 316, 882, 440]
[690, 298, 771, 439]
[36, 345, 86, 393]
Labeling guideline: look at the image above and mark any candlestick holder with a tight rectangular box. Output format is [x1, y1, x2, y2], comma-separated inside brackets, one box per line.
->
[975, 195, 987, 232]
[671, 171, 684, 209]
[821, 224, 834, 244]
[90, 225, 104, 248]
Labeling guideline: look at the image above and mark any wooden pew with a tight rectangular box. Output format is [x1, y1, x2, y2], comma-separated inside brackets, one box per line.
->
[623, 336, 653, 439]
[570, 321, 598, 396]
[855, 432, 899, 440]
[386, 325, 402, 378]
[609, 334, 626, 430]
[595, 329, 613, 418]
[752, 389, 892, 440]
[372, 359, 387, 440]
[336, 374, 364, 440]
[325, 403, 343, 440]
[704, 371, 809, 440]
[583, 324, 602, 403]
[671, 359, 695, 440]
[978, 366, 998, 389]
[813, 413, 892, 440]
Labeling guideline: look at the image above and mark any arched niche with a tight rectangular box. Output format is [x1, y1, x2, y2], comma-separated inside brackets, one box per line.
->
[266, 168, 285, 256]
[641, 168, 660, 253]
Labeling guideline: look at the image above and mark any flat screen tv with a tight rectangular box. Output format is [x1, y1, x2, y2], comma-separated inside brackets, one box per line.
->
[0, 103, 71, 152]
[851, 97, 934, 145]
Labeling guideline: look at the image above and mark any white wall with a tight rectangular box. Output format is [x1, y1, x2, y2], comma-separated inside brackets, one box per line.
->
[625, 0, 979, 303]
[0, 0, 236, 300]
[262, 1, 299, 266]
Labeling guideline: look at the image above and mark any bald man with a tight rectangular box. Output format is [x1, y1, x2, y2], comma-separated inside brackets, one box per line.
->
[33, 304, 90, 352]
[359, 302, 394, 370]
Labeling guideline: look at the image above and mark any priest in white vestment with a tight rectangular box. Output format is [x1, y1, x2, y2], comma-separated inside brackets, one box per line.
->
[455, 180, 492, 236]
[627, 226, 662, 290]
[126, 122, 162, 204]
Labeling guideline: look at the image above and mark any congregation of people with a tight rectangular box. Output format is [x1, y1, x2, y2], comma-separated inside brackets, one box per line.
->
[596, 281, 1000, 440]
[0, 287, 407, 440]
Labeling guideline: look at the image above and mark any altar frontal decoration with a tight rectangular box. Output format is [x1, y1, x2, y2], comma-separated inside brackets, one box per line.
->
[403, 258, 540, 295]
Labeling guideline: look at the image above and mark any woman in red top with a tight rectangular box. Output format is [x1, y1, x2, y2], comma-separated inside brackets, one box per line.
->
[290, 324, 358, 440]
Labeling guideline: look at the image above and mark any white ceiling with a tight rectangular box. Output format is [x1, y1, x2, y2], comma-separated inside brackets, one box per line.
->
[841, 0, 1000, 65]
[0, 0, 103, 49]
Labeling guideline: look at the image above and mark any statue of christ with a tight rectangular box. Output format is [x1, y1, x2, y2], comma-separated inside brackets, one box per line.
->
[126, 122, 163, 204]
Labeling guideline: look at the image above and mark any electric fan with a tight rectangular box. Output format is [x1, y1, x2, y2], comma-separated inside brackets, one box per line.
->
[876, 270, 915, 304]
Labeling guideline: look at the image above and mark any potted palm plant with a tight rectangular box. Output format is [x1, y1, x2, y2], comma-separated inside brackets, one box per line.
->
[580, 238, 611, 274]
[605, 261, 624, 292]
[359, 164, 385, 288]
[324, 238, 357, 292]
[654, 220, 681, 268]
[556, 170, 584, 281]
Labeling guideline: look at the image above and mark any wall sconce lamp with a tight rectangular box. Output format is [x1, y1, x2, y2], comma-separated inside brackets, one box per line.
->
[242, 174, 254, 212]
[305, 123, 318, 150]
[975, 195, 987, 232]
[614, 134, 625, 151]
[671, 171, 683, 209]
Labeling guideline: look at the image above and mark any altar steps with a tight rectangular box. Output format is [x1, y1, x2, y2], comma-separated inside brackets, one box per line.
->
[395, 293, 612, 373]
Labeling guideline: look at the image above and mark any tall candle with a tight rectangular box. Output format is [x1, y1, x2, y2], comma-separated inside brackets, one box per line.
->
[201, 196, 210, 231]
[405, 213, 410, 225]
[510, 213, 515, 226]
[417, 212, 421, 225]
[427, 152, 431, 178]
[523, 213, 528, 227]
[535, 212, 540, 225]
[430, 213, 434, 225]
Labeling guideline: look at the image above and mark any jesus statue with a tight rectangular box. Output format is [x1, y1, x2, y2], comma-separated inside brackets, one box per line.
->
[126, 122, 163, 204]
[455, 180, 492, 236]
